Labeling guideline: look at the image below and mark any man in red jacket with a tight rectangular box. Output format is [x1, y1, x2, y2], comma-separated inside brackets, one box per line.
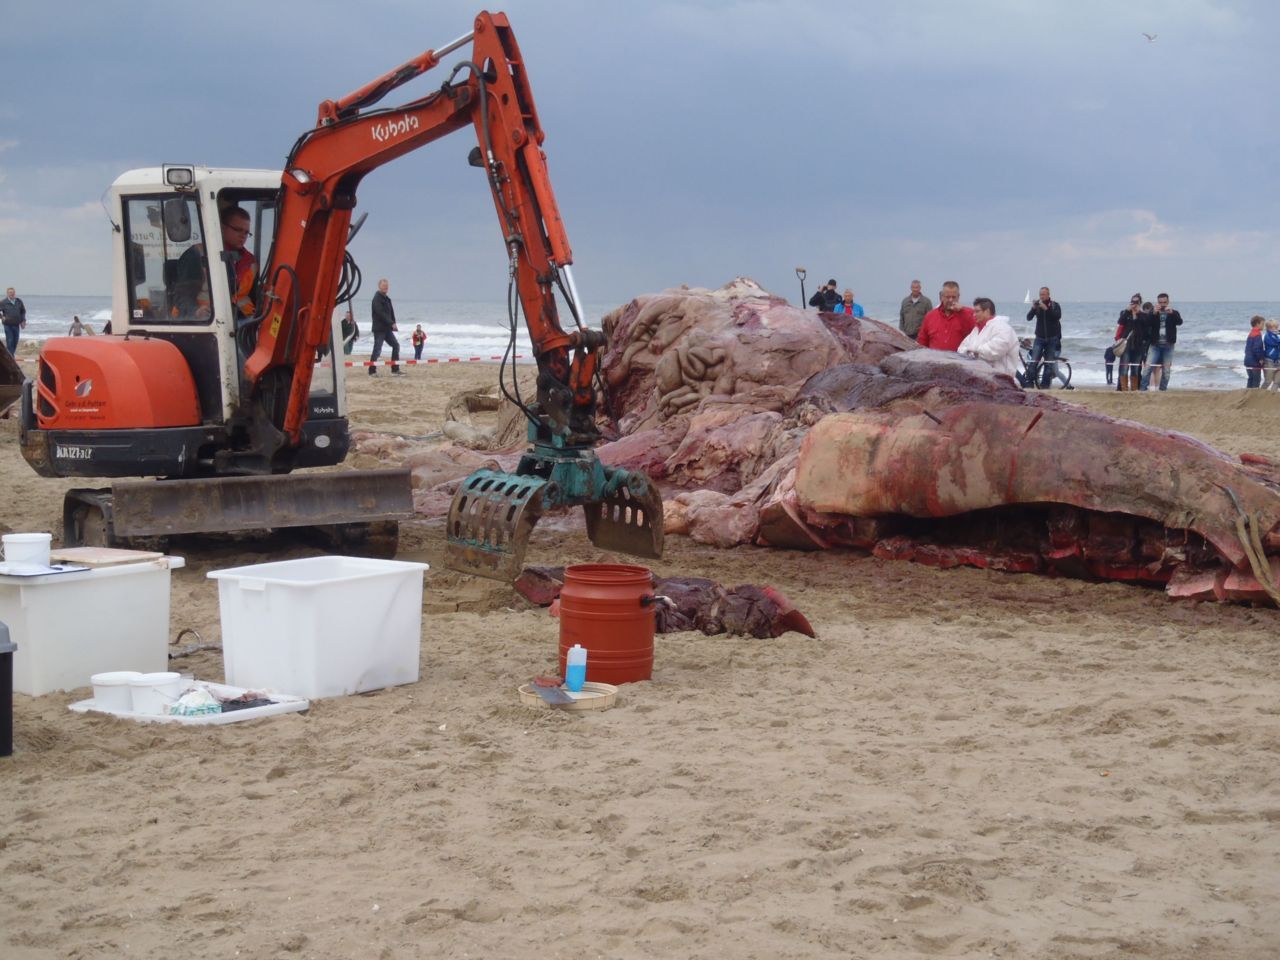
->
[916, 281, 975, 351]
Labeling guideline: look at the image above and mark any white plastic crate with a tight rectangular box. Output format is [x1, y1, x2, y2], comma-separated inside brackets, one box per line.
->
[208, 555, 428, 699]
[1, 558, 185, 696]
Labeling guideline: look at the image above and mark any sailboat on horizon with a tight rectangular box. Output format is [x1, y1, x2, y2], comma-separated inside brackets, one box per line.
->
[1023, 289, 1032, 304]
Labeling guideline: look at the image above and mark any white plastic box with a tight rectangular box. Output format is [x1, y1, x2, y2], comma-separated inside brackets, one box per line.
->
[1, 558, 186, 696]
[208, 555, 428, 699]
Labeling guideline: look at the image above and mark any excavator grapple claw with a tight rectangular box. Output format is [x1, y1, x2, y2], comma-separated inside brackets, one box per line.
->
[445, 459, 664, 582]
[583, 471, 664, 560]
[444, 469, 551, 582]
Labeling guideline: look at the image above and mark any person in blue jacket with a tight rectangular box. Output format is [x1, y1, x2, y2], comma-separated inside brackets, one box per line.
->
[833, 288, 865, 318]
[1244, 315, 1265, 388]
[1262, 318, 1280, 391]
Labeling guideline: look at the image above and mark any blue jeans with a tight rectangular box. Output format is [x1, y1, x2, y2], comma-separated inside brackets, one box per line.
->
[1141, 343, 1174, 390]
[369, 329, 400, 373]
[3, 323, 17, 355]
[1029, 336, 1059, 388]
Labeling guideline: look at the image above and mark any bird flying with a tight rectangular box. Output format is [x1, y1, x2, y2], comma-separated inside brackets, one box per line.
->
[1142, 32, 1158, 42]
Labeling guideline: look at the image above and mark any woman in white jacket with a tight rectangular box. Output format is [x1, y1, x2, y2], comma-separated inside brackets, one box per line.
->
[957, 298, 1020, 379]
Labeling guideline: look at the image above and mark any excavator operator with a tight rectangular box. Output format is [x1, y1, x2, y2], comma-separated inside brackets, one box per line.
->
[172, 205, 257, 320]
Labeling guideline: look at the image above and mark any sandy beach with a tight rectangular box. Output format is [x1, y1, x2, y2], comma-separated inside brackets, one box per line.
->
[3, 359, 1280, 960]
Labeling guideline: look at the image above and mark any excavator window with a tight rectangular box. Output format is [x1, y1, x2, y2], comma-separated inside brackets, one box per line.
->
[122, 195, 211, 325]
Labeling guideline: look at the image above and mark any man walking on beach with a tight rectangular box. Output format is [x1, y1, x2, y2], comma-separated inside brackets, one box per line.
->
[916, 281, 974, 351]
[1, 287, 26, 355]
[899, 280, 931, 339]
[1023, 286, 1062, 389]
[1140, 292, 1182, 391]
[369, 278, 403, 376]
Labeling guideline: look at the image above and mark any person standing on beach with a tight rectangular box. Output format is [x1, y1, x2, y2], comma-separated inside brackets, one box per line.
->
[369, 278, 403, 376]
[899, 280, 932, 338]
[808, 278, 841, 311]
[916, 281, 974, 351]
[832, 289, 864, 317]
[1114, 295, 1146, 391]
[1262, 319, 1280, 390]
[340, 307, 359, 356]
[68, 315, 85, 336]
[1023, 286, 1062, 389]
[958, 298, 1020, 377]
[1244, 315, 1265, 388]
[1140, 292, 1182, 391]
[1, 287, 26, 355]
[411, 324, 427, 361]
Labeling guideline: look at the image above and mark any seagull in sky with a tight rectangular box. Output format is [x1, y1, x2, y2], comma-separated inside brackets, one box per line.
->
[1142, 32, 1158, 42]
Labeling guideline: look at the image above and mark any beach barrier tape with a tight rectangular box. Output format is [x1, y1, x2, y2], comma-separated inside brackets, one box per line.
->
[314, 355, 527, 369]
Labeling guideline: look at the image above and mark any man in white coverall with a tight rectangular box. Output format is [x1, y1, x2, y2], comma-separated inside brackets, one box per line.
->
[957, 297, 1020, 379]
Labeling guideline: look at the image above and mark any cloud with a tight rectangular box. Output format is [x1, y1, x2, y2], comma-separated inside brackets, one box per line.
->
[1047, 209, 1271, 262]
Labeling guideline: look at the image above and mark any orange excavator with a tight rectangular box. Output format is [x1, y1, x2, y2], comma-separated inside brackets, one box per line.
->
[18, 10, 662, 576]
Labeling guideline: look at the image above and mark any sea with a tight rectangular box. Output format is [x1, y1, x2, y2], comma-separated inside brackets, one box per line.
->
[14, 294, 1273, 390]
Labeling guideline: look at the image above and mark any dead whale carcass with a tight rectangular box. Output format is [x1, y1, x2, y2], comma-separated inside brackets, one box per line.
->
[595, 279, 1280, 605]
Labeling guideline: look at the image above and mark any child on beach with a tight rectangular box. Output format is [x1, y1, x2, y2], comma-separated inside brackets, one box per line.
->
[1244, 315, 1265, 388]
[412, 324, 427, 361]
[1263, 319, 1280, 391]
[1103, 345, 1115, 385]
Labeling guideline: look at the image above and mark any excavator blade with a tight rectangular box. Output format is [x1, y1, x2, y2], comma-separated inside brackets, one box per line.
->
[583, 476, 664, 560]
[107, 468, 414, 536]
[444, 469, 550, 582]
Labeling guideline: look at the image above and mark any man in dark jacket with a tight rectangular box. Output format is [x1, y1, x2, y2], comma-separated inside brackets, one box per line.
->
[1, 287, 26, 355]
[1023, 286, 1062, 388]
[1245, 315, 1265, 388]
[1139, 292, 1183, 391]
[369, 278, 403, 375]
[808, 278, 841, 312]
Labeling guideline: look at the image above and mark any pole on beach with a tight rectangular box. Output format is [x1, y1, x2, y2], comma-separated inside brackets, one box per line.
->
[796, 267, 807, 309]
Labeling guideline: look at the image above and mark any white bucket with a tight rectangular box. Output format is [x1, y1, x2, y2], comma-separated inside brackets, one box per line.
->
[2, 532, 52, 568]
[129, 671, 185, 715]
[91, 671, 143, 711]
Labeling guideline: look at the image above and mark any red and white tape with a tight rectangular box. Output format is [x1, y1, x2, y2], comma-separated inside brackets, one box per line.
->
[317, 354, 526, 368]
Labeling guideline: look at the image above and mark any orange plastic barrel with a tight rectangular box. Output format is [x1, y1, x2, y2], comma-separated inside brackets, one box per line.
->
[558, 563, 655, 684]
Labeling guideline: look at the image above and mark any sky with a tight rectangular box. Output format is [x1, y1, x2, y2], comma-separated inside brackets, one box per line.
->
[1, 0, 1278, 305]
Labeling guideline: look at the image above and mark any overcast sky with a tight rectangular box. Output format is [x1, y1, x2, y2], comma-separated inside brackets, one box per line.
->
[2, 0, 1277, 304]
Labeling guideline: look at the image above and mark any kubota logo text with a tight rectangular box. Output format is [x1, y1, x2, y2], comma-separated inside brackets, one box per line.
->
[372, 114, 419, 143]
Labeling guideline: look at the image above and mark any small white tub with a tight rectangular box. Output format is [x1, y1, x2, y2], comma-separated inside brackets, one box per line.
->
[129, 672, 185, 715]
[91, 671, 143, 711]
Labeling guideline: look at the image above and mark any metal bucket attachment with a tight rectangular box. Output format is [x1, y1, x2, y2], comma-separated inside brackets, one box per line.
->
[445, 469, 551, 581]
[583, 472, 664, 560]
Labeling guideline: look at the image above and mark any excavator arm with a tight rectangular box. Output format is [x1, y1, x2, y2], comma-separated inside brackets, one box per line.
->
[239, 10, 661, 578]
